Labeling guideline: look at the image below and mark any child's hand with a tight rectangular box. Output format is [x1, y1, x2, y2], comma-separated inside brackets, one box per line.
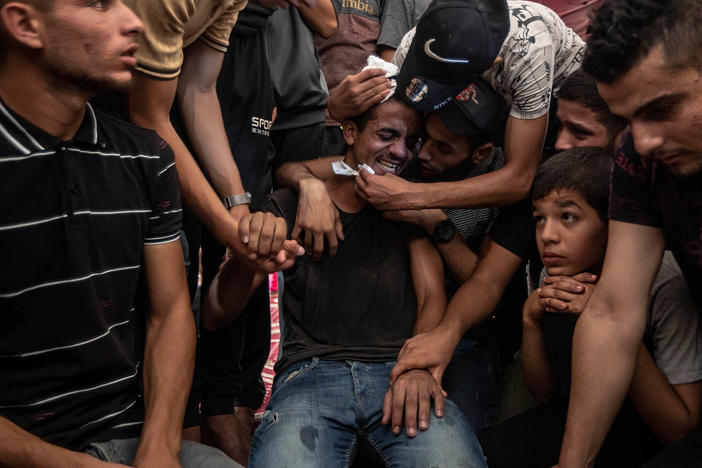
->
[523, 289, 547, 325]
[538, 272, 598, 314]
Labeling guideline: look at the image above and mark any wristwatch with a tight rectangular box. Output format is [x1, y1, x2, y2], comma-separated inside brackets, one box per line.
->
[223, 192, 252, 209]
[431, 219, 456, 244]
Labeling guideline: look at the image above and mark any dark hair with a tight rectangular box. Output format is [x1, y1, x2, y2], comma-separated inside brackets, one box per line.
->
[348, 96, 409, 131]
[556, 69, 627, 138]
[583, 0, 702, 83]
[531, 147, 611, 219]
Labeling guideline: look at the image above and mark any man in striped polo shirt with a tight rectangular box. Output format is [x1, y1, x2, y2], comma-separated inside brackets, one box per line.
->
[0, 0, 248, 466]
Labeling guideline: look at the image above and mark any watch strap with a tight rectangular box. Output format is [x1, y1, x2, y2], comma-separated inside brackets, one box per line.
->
[223, 192, 252, 209]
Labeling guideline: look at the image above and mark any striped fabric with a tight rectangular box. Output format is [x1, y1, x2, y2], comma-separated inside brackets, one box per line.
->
[0, 100, 182, 450]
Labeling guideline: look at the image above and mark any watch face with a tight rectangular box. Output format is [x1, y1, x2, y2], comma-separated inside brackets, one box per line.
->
[434, 219, 456, 243]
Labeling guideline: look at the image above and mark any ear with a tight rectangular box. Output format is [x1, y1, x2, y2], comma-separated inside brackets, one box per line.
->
[470, 142, 494, 164]
[341, 119, 358, 147]
[491, 56, 503, 69]
[0, 2, 45, 51]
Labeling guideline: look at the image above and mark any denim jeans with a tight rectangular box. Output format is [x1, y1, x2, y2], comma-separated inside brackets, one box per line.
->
[84, 437, 242, 468]
[248, 359, 487, 468]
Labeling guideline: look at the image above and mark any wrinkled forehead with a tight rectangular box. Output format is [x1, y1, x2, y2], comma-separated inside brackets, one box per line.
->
[369, 100, 423, 135]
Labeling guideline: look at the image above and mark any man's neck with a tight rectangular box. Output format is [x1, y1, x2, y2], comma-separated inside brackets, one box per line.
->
[324, 153, 368, 213]
[0, 57, 89, 141]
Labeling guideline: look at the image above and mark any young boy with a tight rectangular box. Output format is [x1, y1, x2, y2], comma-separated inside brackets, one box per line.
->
[480, 147, 702, 467]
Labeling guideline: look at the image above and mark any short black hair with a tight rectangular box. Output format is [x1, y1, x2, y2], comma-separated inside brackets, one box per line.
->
[584, 0, 702, 84]
[556, 69, 627, 138]
[531, 147, 611, 219]
[348, 96, 408, 132]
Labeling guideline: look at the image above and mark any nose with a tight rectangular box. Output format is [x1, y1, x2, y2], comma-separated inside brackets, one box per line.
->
[539, 219, 559, 245]
[389, 138, 409, 162]
[417, 140, 432, 162]
[554, 129, 573, 151]
[119, 0, 144, 37]
[630, 120, 664, 157]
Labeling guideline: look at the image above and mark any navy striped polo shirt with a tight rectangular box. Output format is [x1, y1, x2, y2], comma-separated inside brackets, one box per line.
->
[0, 100, 182, 450]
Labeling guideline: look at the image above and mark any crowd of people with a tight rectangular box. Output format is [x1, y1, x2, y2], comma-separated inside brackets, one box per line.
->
[1, 0, 701, 467]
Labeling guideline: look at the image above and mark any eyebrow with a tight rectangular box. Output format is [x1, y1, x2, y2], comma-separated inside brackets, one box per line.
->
[377, 128, 403, 138]
[563, 120, 595, 136]
[554, 199, 583, 209]
[633, 93, 686, 119]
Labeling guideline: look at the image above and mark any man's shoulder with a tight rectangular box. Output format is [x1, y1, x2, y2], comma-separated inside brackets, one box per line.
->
[94, 109, 166, 154]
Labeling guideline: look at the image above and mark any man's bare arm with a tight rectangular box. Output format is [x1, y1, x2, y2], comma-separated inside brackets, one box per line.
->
[558, 221, 665, 468]
[275, 157, 345, 258]
[391, 238, 523, 385]
[521, 290, 559, 403]
[0, 416, 128, 468]
[134, 240, 196, 467]
[408, 236, 447, 335]
[298, 0, 337, 38]
[629, 346, 702, 445]
[355, 115, 547, 209]
[382, 236, 447, 437]
[127, 54, 245, 253]
[177, 40, 246, 202]
[383, 209, 479, 282]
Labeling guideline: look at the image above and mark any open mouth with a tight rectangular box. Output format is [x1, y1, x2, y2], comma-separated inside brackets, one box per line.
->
[376, 159, 402, 174]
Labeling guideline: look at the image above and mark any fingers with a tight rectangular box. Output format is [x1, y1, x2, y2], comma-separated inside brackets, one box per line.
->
[432, 384, 445, 419]
[417, 386, 431, 431]
[326, 230, 339, 258]
[540, 296, 569, 311]
[269, 217, 287, 256]
[542, 276, 585, 293]
[354, 171, 371, 200]
[238, 214, 252, 245]
[571, 272, 598, 283]
[390, 381, 406, 435]
[382, 387, 394, 425]
[291, 224, 302, 243]
[303, 229, 313, 256]
[403, 386, 419, 437]
[244, 212, 265, 258]
[356, 84, 392, 112]
[312, 231, 324, 262]
[335, 217, 345, 241]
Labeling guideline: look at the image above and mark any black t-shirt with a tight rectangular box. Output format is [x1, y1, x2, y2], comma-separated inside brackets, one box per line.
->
[265, 189, 417, 374]
[609, 130, 702, 311]
[488, 199, 537, 264]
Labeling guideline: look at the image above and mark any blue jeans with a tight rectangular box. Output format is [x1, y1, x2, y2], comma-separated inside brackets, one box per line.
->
[249, 359, 486, 468]
[84, 437, 242, 468]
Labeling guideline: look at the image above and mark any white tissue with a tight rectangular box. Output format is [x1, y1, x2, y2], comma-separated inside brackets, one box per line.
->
[332, 161, 375, 176]
[362, 55, 398, 102]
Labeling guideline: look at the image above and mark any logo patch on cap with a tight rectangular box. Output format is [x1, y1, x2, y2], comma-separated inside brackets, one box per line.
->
[456, 83, 480, 104]
[406, 77, 429, 103]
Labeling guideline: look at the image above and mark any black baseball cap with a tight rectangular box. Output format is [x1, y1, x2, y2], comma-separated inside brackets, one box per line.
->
[397, 0, 509, 112]
[438, 78, 508, 144]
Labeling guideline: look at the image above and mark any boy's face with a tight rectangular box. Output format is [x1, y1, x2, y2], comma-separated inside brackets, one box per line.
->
[533, 188, 608, 276]
[554, 100, 613, 151]
[597, 45, 702, 177]
[347, 100, 422, 175]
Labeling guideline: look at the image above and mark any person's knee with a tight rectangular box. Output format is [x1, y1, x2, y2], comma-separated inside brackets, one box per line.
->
[406, 401, 487, 467]
[179, 440, 242, 468]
